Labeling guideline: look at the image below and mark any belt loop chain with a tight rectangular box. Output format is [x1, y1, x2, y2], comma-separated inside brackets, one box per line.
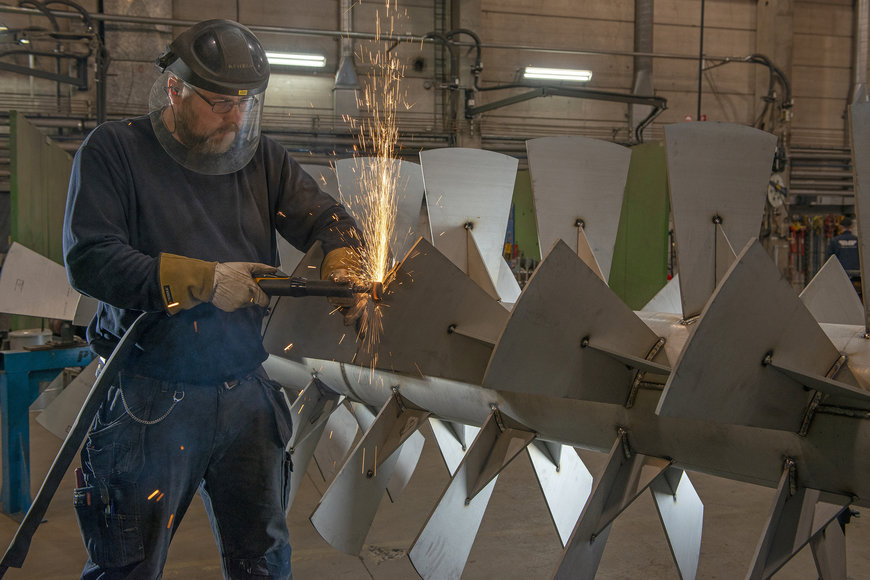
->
[118, 375, 185, 425]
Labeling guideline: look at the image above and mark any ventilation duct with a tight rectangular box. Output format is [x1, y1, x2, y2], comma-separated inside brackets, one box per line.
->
[334, 0, 360, 117]
[631, 0, 654, 138]
[853, 0, 869, 104]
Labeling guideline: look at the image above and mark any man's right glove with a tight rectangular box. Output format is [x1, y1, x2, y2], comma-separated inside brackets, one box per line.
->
[159, 253, 275, 314]
[211, 262, 276, 312]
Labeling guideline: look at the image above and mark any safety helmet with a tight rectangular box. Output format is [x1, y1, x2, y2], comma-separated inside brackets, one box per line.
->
[149, 20, 270, 175]
[155, 19, 269, 96]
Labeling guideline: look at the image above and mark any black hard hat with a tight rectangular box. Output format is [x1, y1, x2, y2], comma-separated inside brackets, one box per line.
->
[155, 19, 269, 96]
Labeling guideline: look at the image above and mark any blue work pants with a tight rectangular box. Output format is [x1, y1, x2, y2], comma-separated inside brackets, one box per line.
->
[75, 367, 294, 579]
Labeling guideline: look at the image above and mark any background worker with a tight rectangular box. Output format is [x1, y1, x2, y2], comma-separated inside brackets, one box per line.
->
[62, 19, 364, 579]
[827, 215, 861, 296]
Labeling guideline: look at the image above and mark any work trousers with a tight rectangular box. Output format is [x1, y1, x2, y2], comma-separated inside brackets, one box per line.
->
[75, 367, 294, 579]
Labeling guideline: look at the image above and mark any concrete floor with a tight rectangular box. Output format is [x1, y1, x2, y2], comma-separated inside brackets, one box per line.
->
[0, 412, 867, 579]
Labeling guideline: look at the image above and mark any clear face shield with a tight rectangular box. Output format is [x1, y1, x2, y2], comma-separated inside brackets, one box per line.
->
[148, 72, 265, 175]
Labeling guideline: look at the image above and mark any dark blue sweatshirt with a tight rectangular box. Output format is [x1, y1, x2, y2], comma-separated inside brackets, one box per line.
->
[63, 115, 359, 383]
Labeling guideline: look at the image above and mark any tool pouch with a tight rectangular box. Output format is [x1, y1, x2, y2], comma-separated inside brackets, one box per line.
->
[73, 480, 145, 569]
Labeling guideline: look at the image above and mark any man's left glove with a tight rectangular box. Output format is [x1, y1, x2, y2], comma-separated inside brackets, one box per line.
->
[321, 247, 370, 327]
[159, 253, 275, 315]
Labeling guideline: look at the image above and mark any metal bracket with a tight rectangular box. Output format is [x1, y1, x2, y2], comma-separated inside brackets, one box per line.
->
[799, 354, 847, 437]
[625, 337, 667, 408]
[747, 457, 850, 579]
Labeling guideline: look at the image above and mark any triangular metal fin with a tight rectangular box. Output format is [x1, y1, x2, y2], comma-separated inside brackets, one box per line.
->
[485, 240, 668, 404]
[309, 395, 427, 555]
[810, 519, 847, 580]
[657, 240, 857, 432]
[466, 426, 536, 501]
[650, 468, 704, 580]
[528, 441, 593, 547]
[287, 379, 341, 449]
[358, 395, 430, 476]
[747, 463, 851, 579]
[665, 122, 777, 319]
[642, 274, 682, 315]
[800, 256, 864, 326]
[526, 135, 631, 282]
[421, 147, 518, 286]
[360, 237, 510, 384]
[429, 418, 480, 476]
[409, 412, 505, 580]
[553, 432, 671, 579]
[311, 403, 359, 484]
[385, 430, 425, 503]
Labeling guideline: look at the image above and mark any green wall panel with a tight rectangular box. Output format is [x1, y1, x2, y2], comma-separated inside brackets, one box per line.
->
[511, 170, 541, 262]
[608, 141, 670, 310]
[9, 111, 75, 330]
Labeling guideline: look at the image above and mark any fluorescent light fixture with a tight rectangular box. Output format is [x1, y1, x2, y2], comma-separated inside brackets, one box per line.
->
[266, 52, 326, 69]
[523, 66, 592, 82]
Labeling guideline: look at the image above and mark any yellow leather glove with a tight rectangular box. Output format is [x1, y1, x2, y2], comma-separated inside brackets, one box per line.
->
[212, 262, 276, 312]
[321, 247, 369, 327]
[159, 253, 276, 315]
[159, 253, 216, 315]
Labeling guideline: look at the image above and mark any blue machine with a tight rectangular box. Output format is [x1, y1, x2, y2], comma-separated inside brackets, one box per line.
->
[0, 345, 94, 515]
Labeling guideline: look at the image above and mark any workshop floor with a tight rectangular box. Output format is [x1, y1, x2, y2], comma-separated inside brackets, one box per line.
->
[0, 412, 867, 579]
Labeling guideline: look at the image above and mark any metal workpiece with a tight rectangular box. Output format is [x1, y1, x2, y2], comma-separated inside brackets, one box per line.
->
[527, 440, 593, 547]
[309, 393, 428, 555]
[335, 157, 427, 262]
[428, 418, 480, 475]
[657, 240, 865, 433]
[264, 236, 509, 385]
[409, 409, 534, 579]
[483, 240, 670, 404]
[420, 147, 520, 302]
[283, 380, 342, 511]
[526, 136, 631, 282]
[553, 432, 674, 580]
[266, 354, 870, 512]
[649, 468, 704, 580]
[800, 255, 866, 326]
[664, 122, 777, 319]
[746, 462, 851, 580]
[253, 123, 870, 578]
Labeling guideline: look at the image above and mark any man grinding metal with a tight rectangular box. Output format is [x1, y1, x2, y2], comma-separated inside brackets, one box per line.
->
[63, 19, 365, 579]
